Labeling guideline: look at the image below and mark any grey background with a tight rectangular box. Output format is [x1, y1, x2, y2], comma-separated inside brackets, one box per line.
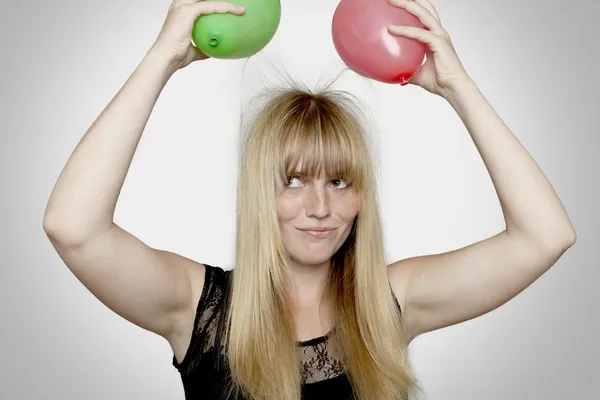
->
[1, 0, 598, 399]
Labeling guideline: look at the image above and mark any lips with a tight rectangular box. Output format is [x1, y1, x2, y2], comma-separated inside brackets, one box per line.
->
[298, 227, 337, 239]
[298, 227, 337, 232]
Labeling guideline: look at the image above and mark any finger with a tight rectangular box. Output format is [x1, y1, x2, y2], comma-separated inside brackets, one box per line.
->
[170, 0, 197, 9]
[185, 1, 246, 15]
[387, 25, 444, 52]
[412, 0, 440, 22]
[388, 0, 446, 37]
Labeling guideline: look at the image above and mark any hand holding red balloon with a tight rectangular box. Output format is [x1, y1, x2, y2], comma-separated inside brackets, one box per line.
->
[387, 0, 470, 96]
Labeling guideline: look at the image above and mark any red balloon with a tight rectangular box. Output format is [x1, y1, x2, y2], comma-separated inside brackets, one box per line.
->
[332, 0, 427, 84]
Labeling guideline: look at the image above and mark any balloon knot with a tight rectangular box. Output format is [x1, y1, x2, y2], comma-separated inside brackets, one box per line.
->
[209, 35, 219, 47]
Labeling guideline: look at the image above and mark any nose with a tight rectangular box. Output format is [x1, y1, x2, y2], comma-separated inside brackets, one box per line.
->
[305, 186, 331, 219]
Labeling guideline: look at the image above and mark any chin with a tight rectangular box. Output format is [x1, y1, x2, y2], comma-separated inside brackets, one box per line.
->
[289, 253, 332, 267]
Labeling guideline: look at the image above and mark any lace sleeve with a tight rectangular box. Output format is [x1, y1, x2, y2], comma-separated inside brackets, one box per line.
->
[172, 264, 230, 373]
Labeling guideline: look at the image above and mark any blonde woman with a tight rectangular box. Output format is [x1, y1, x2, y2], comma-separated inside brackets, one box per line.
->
[43, 0, 576, 399]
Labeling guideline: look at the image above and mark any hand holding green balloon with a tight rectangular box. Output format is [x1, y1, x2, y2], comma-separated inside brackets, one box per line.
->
[192, 0, 281, 59]
[153, 1, 247, 70]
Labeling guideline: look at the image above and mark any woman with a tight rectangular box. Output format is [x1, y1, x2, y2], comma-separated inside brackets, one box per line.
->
[42, 0, 576, 399]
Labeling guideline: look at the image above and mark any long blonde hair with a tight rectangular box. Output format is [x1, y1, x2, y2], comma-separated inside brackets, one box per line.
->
[225, 79, 417, 400]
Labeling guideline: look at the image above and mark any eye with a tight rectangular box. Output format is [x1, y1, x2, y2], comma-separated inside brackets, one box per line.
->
[285, 175, 303, 188]
[330, 178, 349, 189]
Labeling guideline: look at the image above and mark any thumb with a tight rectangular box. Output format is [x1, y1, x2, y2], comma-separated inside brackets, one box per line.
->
[178, 44, 210, 68]
[191, 45, 210, 62]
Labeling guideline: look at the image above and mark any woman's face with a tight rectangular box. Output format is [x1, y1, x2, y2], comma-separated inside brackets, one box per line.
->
[275, 165, 360, 268]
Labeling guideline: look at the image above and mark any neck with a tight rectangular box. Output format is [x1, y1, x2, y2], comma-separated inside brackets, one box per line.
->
[286, 259, 332, 309]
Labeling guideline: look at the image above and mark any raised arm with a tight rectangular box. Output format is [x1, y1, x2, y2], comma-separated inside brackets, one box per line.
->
[42, 1, 245, 345]
[385, 0, 576, 342]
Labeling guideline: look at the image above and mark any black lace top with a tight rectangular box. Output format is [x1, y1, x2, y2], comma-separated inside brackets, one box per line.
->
[172, 264, 402, 399]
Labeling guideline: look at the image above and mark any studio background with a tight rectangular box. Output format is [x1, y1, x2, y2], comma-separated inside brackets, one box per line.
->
[1, 0, 597, 398]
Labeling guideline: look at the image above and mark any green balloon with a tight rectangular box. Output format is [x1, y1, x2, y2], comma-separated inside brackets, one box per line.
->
[192, 0, 281, 59]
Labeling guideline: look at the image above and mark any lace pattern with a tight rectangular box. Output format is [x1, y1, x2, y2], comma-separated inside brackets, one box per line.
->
[174, 264, 400, 386]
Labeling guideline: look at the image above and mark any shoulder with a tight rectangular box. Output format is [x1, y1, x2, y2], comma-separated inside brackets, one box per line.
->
[170, 263, 232, 367]
[188, 263, 231, 304]
[172, 263, 231, 337]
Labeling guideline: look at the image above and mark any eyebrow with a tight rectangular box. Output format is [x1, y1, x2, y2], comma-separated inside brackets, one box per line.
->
[289, 172, 348, 180]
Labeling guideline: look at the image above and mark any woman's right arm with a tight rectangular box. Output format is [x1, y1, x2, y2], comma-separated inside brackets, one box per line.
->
[42, 1, 245, 344]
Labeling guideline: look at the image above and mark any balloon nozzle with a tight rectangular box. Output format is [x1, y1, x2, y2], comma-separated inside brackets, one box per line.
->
[209, 35, 219, 47]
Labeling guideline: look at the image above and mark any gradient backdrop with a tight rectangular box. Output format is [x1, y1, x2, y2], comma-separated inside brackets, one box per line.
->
[1, 0, 598, 399]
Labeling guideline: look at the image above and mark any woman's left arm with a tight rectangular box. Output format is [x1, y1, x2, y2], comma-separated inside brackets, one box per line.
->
[385, 0, 576, 342]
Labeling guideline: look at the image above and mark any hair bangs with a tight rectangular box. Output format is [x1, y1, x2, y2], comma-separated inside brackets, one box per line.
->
[274, 95, 367, 192]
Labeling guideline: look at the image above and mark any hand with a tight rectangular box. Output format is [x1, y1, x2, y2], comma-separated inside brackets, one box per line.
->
[152, 0, 246, 70]
[387, 0, 470, 97]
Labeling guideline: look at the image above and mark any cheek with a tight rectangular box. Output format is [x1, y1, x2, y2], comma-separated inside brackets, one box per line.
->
[275, 196, 303, 222]
[336, 193, 361, 220]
